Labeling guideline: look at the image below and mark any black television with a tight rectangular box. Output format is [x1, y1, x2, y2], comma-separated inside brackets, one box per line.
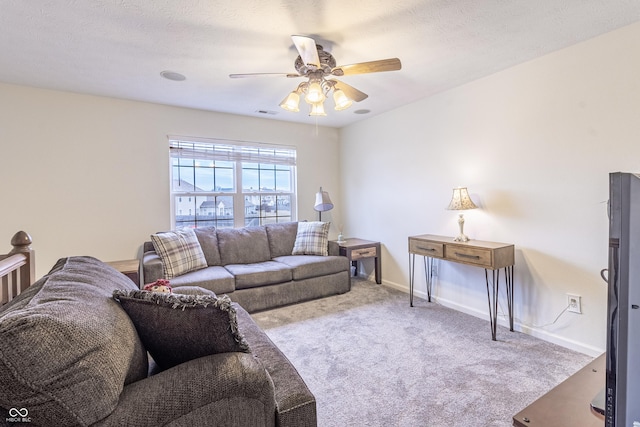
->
[596, 172, 640, 426]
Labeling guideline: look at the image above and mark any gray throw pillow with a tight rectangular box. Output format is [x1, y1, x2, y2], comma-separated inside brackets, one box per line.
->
[172, 286, 217, 296]
[113, 290, 250, 370]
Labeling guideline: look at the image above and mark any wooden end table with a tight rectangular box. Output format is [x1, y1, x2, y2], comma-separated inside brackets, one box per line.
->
[335, 238, 381, 284]
[106, 259, 140, 287]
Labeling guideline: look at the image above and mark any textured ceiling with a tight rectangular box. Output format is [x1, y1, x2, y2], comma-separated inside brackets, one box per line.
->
[1, 1, 640, 128]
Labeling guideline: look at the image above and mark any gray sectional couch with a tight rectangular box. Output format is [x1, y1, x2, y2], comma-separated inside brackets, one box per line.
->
[0, 256, 317, 427]
[142, 222, 351, 312]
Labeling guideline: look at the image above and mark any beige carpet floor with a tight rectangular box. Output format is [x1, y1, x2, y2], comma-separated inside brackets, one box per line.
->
[251, 278, 594, 427]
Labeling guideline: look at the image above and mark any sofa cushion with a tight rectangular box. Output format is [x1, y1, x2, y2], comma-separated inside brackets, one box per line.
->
[292, 221, 330, 256]
[168, 265, 236, 294]
[194, 226, 222, 266]
[217, 226, 271, 265]
[151, 228, 208, 279]
[265, 221, 299, 258]
[0, 256, 148, 427]
[225, 261, 293, 290]
[274, 255, 350, 281]
[113, 290, 250, 371]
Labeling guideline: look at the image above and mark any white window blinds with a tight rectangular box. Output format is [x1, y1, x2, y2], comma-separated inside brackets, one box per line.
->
[169, 137, 296, 166]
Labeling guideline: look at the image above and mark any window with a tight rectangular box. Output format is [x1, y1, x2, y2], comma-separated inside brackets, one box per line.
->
[170, 137, 296, 229]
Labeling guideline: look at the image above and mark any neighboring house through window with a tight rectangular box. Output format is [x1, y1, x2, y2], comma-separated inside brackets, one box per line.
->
[169, 137, 297, 229]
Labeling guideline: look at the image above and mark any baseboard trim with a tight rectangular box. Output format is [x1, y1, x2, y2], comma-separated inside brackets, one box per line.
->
[381, 279, 603, 357]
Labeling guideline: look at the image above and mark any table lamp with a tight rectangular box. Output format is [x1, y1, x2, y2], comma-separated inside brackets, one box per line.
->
[447, 187, 477, 242]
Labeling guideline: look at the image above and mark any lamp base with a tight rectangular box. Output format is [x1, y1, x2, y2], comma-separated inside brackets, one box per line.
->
[453, 213, 471, 242]
[453, 234, 470, 242]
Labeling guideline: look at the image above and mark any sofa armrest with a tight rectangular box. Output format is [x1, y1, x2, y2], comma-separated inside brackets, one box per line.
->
[93, 352, 276, 427]
[235, 305, 317, 427]
[328, 240, 340, 256]
[141, 251, 163, 285]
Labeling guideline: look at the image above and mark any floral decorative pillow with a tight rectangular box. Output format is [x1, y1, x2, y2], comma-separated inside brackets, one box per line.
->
[151, 228, 207, 279]
[113, 290, 249, 370]
[292, 221, 330, 256]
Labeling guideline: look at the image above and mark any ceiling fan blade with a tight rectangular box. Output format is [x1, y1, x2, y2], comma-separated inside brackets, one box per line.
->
[291, 35, 321, 69]
[331, 80, 368, 102]
[332, 58, 401, 76]
[229, 72, 301, 78]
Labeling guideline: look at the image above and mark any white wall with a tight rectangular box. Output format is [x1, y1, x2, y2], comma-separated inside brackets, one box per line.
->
[0, 84, 342, 279]
[338, 22, 640, 355]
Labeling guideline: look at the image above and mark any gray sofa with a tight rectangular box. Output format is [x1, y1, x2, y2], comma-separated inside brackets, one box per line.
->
[0, 256, 316, 427]
[142, 222, 351, 312]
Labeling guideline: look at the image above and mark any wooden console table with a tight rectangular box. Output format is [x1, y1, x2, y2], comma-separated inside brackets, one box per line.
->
[512, 354, 605, 426]
[408, 234, 515, 340]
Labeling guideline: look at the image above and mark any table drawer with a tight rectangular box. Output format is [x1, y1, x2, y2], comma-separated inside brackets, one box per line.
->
[351, 246, 377, 260]
[445, 246, 492, 267]
[409, 239, 444, 258]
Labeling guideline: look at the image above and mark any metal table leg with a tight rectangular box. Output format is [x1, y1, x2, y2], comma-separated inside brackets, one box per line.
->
[424, 256, 434, 302]
[505, 265, 514, 331]
[410, 254, 434, 306]
[409, 253, 415, 307]
[485, 269, 500, 341]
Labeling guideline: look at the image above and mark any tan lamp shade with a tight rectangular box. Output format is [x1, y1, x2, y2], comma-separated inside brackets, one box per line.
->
[447, 187, 478, 211]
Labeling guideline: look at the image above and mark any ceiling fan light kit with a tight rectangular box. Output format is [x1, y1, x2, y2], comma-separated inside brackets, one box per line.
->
[305, 80, 325, 104]
[333, 89, 352, 111]
[309, 101, 326, 117]
[231, 35, 401, 117]
[280, 90, 301, 112]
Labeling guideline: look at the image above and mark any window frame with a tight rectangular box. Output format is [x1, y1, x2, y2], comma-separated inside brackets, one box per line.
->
[169, 136, 297, 229]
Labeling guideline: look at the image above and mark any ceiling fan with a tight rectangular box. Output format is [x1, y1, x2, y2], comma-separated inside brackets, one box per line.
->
[229, 35, 402, 116]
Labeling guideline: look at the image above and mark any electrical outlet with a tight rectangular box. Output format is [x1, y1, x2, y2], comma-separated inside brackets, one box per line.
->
[567, 294, 582, 314]
[431, 264, 438, 277]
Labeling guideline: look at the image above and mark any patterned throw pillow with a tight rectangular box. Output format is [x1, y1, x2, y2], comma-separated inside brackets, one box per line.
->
[292, 221, 330, 256]
[151, 228, 207, 279]
[112, 290, 250, 370]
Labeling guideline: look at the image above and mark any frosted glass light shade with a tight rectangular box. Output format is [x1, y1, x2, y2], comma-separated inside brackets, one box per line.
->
[279, 91, 300, 112]
[309, 102, 327, 116]
[333, 89, 353, 110]
[304, 81, 325, 104]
